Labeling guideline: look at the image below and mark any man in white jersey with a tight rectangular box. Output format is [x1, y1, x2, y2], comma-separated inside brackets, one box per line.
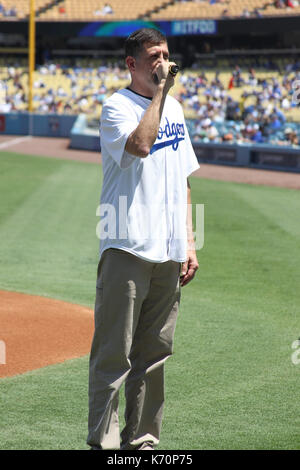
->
[87, 28, 200, 451]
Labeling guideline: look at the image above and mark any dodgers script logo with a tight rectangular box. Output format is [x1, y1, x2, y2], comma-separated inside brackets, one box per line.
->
[150, 117, 185, 154]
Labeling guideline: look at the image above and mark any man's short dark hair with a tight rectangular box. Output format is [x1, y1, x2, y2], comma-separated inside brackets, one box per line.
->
[125, 28, 167, 59]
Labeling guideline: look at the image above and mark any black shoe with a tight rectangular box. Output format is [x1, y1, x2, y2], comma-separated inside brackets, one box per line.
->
[136, 441, 154, 450]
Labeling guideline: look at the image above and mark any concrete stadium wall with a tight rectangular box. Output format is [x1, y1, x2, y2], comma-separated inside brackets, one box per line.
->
[69, 114, 100, 152]
[0, 113, 77, 137]
[69, 116, 300, 172]
[193, 142, 300, 173]
[1, 112, 299, 172]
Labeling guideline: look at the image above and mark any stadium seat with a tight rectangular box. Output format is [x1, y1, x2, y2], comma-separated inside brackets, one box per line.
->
[1, 0, 300, 20]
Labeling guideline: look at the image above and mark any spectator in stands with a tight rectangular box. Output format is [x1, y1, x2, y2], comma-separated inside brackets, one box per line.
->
[222, 132, 234, 142]
[59, 6, 66, 15]
[101, 3, 114, 15]
[273, 106, 286, 123]
[285, 0, 298, 7]
[206, 122, 220, 141]
[34, 79, 46, 89]
[194, 117, 220, 142]
[4, 5, 17, 17]
[269, 113, 283, 130]
[226, 96, 240, 120]
[0, 98, 13, 112]
[250, 124, 264, 143]
[247, 68, 258, 87]
[254, 8, 263, 17]
[283, 127, 299, 145]
[242, 8, 251, 17]
[63, 103, 73, 114]
[57, 86, 68, 97]
[221, 9, 229, 18]
[233, 66, 244, 87]
[228, 74, 234, 90]
[193, 124, 208, 142]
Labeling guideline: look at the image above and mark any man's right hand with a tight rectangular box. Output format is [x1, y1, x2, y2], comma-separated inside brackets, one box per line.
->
[153, 61, 176, 92]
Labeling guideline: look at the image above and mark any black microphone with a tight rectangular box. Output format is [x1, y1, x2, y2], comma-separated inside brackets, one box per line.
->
[169, 64, 179, 76]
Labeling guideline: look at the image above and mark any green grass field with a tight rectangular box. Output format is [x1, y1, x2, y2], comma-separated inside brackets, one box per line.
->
[0, 151, 299, 450]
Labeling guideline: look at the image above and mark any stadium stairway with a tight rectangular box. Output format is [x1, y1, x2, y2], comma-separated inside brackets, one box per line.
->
[138, 0, 176, 20]
[33, 0, 65, 19]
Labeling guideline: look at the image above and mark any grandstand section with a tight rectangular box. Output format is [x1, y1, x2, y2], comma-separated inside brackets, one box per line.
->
[150, 0, 227, 20]
[1, 59, 299, 147]
[148, 0, 300, 21]
[1, 0, 300, 21]
[0, 0, 53, 19]
[0, 0, 170, 21]
[0, 0, 299, 171]
[37, 0, 162, 21]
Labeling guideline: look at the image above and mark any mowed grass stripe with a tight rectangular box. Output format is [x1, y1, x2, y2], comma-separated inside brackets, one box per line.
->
[0, 151, 63, 226]
[0, 152, 101, 305]
[0, 152, 299, 449]
[160, 178, 300, 449]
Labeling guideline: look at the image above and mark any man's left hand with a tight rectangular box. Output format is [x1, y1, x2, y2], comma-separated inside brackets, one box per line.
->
[180, 250, 199, 287]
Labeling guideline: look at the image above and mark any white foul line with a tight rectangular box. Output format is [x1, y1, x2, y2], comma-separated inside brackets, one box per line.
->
[0, 136, 32, 150]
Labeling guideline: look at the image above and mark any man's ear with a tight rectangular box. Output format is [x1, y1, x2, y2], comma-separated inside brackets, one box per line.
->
[126, 56, 136, 74]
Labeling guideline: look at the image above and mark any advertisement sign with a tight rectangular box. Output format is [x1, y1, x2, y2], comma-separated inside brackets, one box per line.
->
[79, 20, 217, 37]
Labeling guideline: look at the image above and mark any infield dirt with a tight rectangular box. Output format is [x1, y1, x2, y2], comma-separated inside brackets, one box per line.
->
[0, 290, 93, 378]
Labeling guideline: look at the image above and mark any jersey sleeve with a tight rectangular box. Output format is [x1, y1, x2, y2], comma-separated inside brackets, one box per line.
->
[183, 116, 200, 177]
[100, 97, 138, 169]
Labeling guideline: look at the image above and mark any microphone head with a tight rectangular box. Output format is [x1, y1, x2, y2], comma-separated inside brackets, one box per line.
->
[169, 64, 179, 77]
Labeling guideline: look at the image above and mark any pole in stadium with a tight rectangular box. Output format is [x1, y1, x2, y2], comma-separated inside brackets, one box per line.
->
[28, 0, 35, 134]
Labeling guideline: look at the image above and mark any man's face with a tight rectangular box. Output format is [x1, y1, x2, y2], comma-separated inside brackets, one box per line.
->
[127, 41, 170, 93]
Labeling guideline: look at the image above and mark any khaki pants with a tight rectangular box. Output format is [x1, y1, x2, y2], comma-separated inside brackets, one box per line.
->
[87, 248, 181, 450]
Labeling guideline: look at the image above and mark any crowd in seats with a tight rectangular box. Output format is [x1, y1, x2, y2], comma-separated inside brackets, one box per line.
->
[0, 1, 54, 19]
[93, 3, 114, 17]
[37, 0, 167, 21]
[179, 64, 300, 146]
[0, 2, 17, 18]
[1, 0, 300, 20]
[183, 56, 300, 146]
[0, 57, 299, 147]
[262, 0, 300, 17]
[151, 1, 227, 20]
[150, 0, 300, 20]
[0, 59, 130, 116]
